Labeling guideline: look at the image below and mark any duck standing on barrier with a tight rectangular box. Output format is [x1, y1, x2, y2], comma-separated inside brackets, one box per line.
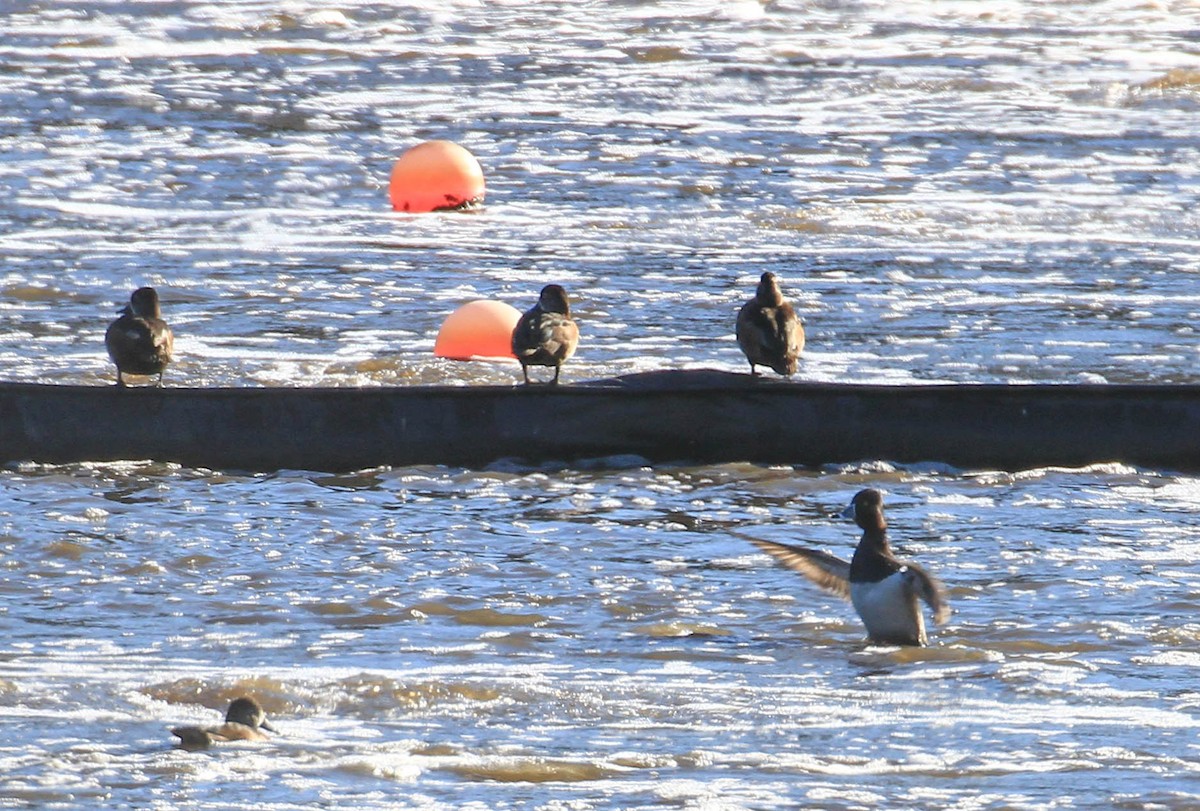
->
[736, 271, 803, 377]
[105, 286, 174, 387]
[512, 284, 579, 385]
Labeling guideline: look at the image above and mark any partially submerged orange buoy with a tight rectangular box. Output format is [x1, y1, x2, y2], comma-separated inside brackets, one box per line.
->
[389, 140, 485, 213]
[434, 300, 520, 361]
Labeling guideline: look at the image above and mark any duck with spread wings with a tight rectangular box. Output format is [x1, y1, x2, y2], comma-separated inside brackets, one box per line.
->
[750, 489, 949, 646]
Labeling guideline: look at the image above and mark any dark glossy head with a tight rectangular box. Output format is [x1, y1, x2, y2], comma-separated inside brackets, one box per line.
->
[755, 272, 784, 307]
[225, 697, 275, 732]
[128, 287, 163, 319]
[538, 284, 571, 315]
[840, 488, 886, 532]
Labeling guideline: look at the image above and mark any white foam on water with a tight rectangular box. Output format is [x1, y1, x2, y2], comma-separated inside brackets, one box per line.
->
[4, 1, 1200, 807]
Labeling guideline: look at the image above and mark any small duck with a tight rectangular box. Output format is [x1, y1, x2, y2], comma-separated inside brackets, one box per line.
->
[511, 284, 579, 385]
[735, 271, 803, 377]
[171, 697, 276, 750]
[105, 286, 174, 387]
[750, 489, 950, 646]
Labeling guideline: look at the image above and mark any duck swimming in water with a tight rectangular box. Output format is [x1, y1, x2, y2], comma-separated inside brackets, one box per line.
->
[171, 697, 276, 750]
[735, 271, 803, 377]
[749, 489, 950, 646]
[105, 286, 173, 387]
[511, 284, 579, 385]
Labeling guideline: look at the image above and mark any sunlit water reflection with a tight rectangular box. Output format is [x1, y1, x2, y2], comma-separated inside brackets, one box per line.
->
[2, 1, 1200, 808]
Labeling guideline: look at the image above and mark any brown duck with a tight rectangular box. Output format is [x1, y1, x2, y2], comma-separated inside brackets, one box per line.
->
[735, 271, 803, 376]
[171, 697, 276, 750]
[105, 286, 174, 387]
[511, 284, 579, 385]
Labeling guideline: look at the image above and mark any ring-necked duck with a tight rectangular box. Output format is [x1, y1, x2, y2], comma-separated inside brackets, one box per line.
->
[735, 271, 803, 377]
[511, 284, 579, 385]
[171, 697, 276, 750]
[750, 489, 950, 646]
[104, 286, 174, 387]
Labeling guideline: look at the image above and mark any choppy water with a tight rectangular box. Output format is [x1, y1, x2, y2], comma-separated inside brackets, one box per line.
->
[2, 1, 1200, 808]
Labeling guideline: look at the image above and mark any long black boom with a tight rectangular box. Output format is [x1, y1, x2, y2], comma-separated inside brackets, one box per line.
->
[1, 370, 1196, 473]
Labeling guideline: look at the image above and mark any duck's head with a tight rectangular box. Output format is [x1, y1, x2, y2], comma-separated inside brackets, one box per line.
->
[538, 284, 571, 315]
[225, 697, 275, 733]
[128, 287, 163, 319]
[840, 488, 886, 532]
[755, 272, 784, 307]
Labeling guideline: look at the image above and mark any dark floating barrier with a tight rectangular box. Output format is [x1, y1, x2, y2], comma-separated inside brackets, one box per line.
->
[1, 370, 1197, 473]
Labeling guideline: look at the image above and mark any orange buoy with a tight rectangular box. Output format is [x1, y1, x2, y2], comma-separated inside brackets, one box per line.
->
[389, 140, 485, 213]
[434, 300, 520, 361]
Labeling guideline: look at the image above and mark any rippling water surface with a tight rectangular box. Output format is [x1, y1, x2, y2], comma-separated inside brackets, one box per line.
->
[2, 1, 1200, 808]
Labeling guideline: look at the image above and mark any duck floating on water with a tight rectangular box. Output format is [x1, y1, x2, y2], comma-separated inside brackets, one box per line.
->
[750, 489, 950, 646]
[171, 697, 276, 750]
[511, 284, 579, 385]
[735, 271, 803, 377]
[105, 286, 174, 387]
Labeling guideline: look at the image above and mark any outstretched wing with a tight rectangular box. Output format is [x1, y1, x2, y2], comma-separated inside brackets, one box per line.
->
[748, 538, 852, 600]
[902, 562, 951, 624]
